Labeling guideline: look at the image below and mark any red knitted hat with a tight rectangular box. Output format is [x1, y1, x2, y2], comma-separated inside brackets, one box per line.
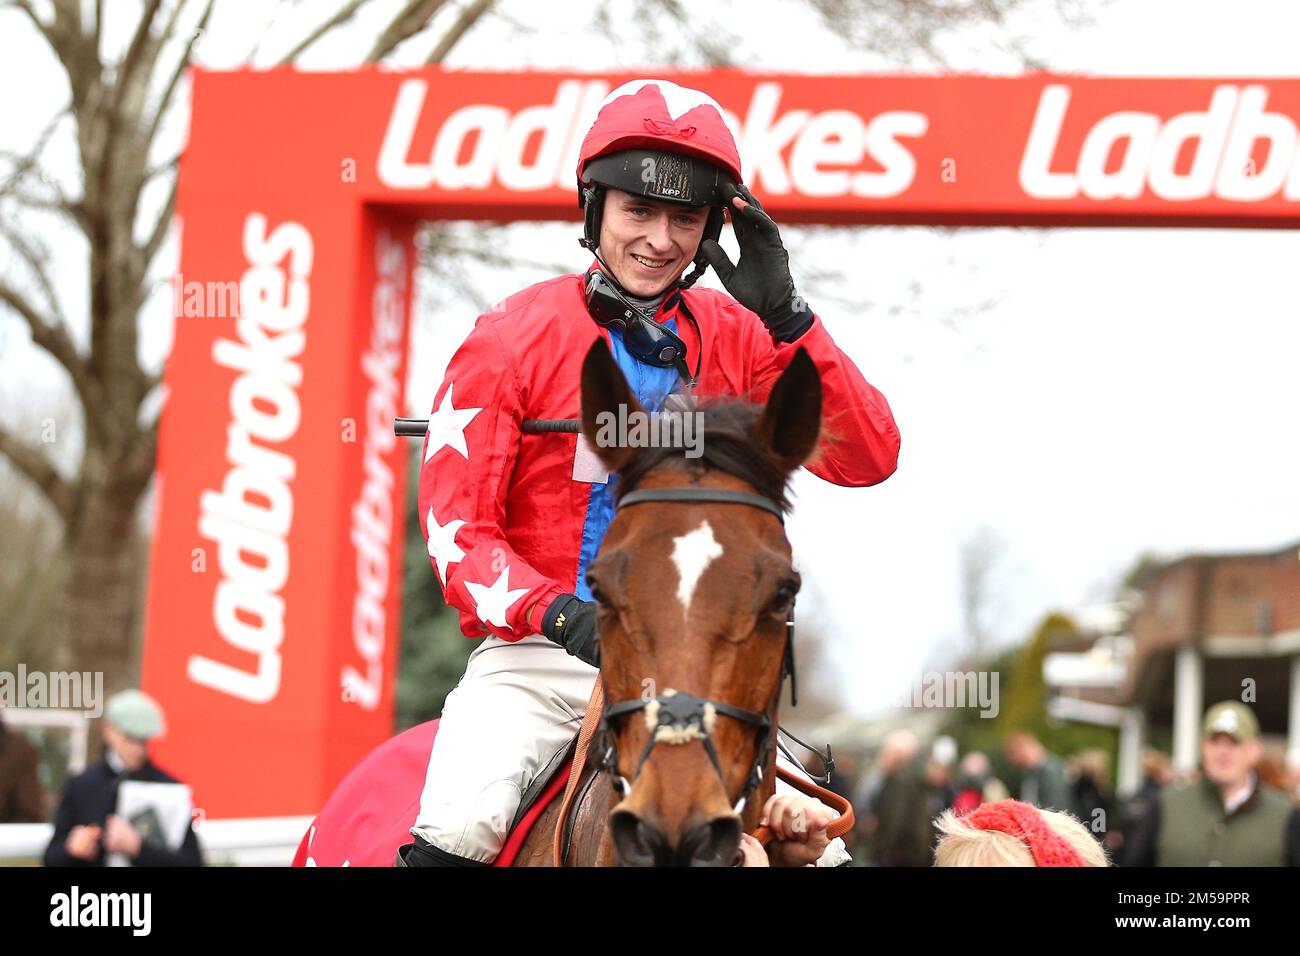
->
[960, 799, 1087, 867]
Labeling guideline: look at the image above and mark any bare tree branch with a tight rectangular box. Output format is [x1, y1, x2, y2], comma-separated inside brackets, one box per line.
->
[143, 0, 213, 153]
[0, 219, 69, 327]
[0, 106, 85, 231]
[137, 367, 163, 406]
[9, 0, 51, 39]
[364, 0, 448, 62]
[0, 281, 74, 368]
[143, 153, 180, 184]
[0, 280, 102, 418]
[19, 0, 102, 116]
[2, 191, 88, 228]
[157, 0, 192, 50]
[425, 0, 496, 64]
[650, 0, 736, 68]
[111, 0, 164, 116]
[0, 106, 73, 197]
[0, 422, 76, 526]
[141, 174, 176, 267]
[277, 0, 370, 65]
[53, 0, 82, 35]
[123, 413, 159, 496]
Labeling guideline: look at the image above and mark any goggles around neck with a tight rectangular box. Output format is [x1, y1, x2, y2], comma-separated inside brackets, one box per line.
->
[584, 263, 701, 386]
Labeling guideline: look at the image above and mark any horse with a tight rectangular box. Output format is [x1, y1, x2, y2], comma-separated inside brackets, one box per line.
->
[511, 339, 824, 866]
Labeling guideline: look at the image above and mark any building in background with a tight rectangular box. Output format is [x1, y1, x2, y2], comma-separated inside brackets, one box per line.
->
[1047, 541, 1300, 795]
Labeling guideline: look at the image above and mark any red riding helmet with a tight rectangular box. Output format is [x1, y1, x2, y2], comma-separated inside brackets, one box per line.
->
[575, 79, 743, 287]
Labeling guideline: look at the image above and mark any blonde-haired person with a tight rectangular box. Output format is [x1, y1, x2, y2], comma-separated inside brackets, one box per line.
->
[933, 799, 1108, 867]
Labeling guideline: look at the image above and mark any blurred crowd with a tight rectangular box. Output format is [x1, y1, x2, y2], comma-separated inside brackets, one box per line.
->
[830, 700, 1300, 867]
[5, 693, 1299, 867]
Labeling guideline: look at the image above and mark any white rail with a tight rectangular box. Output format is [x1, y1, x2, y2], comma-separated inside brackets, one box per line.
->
[0, 816, 314, 867]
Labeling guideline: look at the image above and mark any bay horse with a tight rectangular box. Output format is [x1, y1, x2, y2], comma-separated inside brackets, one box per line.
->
[512, 339, 823, 866]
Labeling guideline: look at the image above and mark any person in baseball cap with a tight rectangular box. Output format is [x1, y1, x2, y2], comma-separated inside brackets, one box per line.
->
[1120, 700, 1300, 866]
[43, 689, 202, 867]
[1202, 700, 1259, 742]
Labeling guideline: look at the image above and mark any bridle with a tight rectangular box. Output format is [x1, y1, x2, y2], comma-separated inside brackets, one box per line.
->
[389, 415, 832, 816]
[594, 486, 798, 818]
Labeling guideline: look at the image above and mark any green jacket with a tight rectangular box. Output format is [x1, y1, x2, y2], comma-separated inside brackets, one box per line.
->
[1153, 777, 1298, 867]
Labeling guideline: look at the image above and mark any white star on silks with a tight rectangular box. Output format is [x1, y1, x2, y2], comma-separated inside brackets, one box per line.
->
[425, 507, 466, 587]
[423, 383, 482, 464]
[464, 565, 530, 630]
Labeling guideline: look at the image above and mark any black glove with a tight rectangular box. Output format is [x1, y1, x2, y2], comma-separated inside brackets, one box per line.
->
[541, 594, 600, 668]
[700, 183, 813, 343]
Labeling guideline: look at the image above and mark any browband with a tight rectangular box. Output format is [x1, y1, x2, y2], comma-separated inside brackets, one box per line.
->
[617, 487, 785, 523]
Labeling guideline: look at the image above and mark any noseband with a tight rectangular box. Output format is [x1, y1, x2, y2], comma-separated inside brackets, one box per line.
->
[595, 486, 797, 817]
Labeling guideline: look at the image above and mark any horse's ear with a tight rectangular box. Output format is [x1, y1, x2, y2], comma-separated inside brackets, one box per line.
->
[754, 347, 821, 473]
[581, 339, 645, 473]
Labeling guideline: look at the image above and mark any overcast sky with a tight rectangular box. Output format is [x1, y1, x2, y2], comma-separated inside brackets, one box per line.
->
[3, 0, 1299, 719]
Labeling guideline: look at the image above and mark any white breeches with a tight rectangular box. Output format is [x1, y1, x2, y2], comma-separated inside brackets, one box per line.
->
[410, 632, 850, 866]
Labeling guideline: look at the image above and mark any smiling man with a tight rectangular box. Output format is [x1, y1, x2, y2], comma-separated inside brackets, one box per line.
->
[1122, 701, 1300, 866]
[403, 79, 901, 867]
[602, 188, 706, 292]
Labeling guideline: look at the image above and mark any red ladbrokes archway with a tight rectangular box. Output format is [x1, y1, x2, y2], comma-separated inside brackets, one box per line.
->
[142, 68, 1300, 817]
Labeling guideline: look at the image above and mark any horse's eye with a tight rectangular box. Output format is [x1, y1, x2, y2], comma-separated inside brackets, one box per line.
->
[771, 580, 799, 615]
[586, 576, 607, 607]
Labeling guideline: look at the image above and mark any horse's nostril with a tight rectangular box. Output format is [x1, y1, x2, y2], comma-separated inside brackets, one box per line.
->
[610, 809, 666, 867]
[681, 816, 743, 867]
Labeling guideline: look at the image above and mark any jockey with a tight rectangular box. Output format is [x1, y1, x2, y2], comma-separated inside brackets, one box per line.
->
[404, 78, 900, 867]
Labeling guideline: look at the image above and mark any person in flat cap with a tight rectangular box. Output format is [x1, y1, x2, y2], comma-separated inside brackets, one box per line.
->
[1121, 700, 1300, 866]
[43, 689, 202, 866]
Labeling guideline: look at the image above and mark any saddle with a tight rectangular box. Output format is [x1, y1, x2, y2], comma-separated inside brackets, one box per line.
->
[493, 683, 604, 867]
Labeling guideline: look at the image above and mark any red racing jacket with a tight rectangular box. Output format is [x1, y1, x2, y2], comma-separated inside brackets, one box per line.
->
[418, 264, 900, 641]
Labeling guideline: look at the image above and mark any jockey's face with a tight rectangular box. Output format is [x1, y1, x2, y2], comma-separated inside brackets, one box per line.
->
[599, 188, 708, 298]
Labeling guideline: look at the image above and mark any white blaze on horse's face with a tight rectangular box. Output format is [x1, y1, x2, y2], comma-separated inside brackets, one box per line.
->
[670, 520, 724, 617]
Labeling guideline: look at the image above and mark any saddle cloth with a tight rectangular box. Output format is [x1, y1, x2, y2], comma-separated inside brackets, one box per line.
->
[289, 718, 583, 867]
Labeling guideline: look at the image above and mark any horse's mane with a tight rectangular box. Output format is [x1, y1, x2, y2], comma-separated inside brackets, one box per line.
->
[614, 399, 792, 513]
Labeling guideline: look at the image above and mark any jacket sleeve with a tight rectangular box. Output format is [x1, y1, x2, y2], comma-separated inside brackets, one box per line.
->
[42, 781, 88, 867]
[417, 317, 568, 641]
[749, 312, 900, 486]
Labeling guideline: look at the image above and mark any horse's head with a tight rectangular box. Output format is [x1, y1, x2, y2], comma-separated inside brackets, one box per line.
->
[579, 340, 822, 866]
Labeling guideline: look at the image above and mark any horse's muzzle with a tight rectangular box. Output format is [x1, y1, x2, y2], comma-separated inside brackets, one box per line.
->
[610, 808, 742, 867]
